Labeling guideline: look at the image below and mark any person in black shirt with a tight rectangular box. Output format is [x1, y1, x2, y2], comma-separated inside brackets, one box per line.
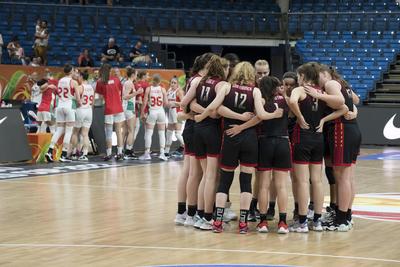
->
[101, 38, 123, 63]
[78, 48, 94, 67]
[129, 40, 151, 64]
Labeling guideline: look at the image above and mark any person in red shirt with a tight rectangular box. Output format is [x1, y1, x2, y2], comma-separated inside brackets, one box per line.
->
[96, 63, 125, 161]
[133, 70, 150, 140]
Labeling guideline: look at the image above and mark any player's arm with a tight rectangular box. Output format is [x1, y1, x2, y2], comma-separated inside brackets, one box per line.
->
[72, 80, 81, 104]
[225, 116, 261, 137]
[122, 82, 134, 100]
[254, 88, 283, 121]
[178, 111, 194, 121]
[217, 105, 253, 121]
[141, 87, 150, 116]
[189, 98, 205, 114]
[174, 88, 184, 107]
[162, 87, 169, 107]
[304, 80, 345, 109]
[352, 90, 360, 105]
[289, 86, 309, 129]
[317, 104, 349, 132]
[344, 104, 358, 120]
[40, 83, 49, 93]
[180, 76, 201, 109]
[194, 81, 229, 122]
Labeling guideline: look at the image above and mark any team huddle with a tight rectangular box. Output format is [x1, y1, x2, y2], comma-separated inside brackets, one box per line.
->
[174, 53, 361, 235]
[30, 64, 185, 163]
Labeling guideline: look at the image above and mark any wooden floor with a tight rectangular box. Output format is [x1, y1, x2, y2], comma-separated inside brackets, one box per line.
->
[0, 148, 399, 267]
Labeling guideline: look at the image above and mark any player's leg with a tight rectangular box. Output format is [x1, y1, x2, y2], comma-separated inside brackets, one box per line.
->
[157, 110, 167, 160]
[174, 153, 191, 225]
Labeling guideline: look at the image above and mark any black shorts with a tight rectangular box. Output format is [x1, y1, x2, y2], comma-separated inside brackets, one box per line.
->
[194, 123, 222, 159]
[328, 121, 361, 166]
[182, 120, 195, 156]
[220, 128, 258, 170]
[292, 125, 324, 165]
[258, 136, 292, 171]
[323, 123, 333, 158]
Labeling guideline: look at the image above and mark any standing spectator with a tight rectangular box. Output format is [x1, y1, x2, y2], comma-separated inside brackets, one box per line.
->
[129, 40, 151, 65]
[7, 36, 26, 65]
[101, 38, 123, 63]
[34, 20, 49, 66]
[0, 33, 3, 64]
[78, 48, 94, 67]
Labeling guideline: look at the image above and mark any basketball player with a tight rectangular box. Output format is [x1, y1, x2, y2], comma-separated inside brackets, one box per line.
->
[165, 76, 184, 157]
[140, 74, 168, 161]
[282, 72, 300, 220]
[123, 67, 143, 159]
[288, 62, 348, 232]
[133, 70, 150, 141]
[195, 62, 261, 233]
[70, 70, 94, 161]
[253, 76, 291, 234]
[96, 63, 125, 161]
[179, 53, 213, 227]
[36, 78, 56, 133]
[311, 64, 362, 232]
[186, 55, 230, 230]
[45, 64, 79, 162]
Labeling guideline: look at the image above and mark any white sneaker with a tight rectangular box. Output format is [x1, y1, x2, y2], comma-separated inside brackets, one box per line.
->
[289, 221, 309, 233]
[277, 222, 289, 234]
[307, 209, 315, 220]
[59, 155, 72, 163]
[200, 218, 213, 231]
[78, 155, 89, 161]
[257, 221, 269, 233]
[223, 202, 238, 222]
[159, 153, 168, 161]
[139, 153, 151, 160]
[193, 215, 203, 229]
[184, 216, 195, 227]
[174, 212, 186, 225]
[71, 154, 79, 161]
[45, 152, 54, 163]
[312, 219, 323, 232]
[335, 223, 349, 232]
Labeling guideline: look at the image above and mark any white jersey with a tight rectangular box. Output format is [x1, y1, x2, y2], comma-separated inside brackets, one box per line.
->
[148, 85, 164, 110]
[79, 83, 94, 109]
[31, 83, 42, 104]
[57, 76, 76, 109]
[123, 80, 135, 112]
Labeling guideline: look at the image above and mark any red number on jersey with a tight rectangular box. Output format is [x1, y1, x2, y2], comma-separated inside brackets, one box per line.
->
[150, 96, 162, 107]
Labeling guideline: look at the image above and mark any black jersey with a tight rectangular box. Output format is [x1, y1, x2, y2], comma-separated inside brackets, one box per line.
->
[298, 86, 326, 133]
[195, 76, 221, 126]
[262, 94, 289, 137]
[184, 73, 201, 129]
[222, 83, 255, 130]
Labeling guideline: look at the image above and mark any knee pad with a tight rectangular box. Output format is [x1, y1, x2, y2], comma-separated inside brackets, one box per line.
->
[105, 124, 113, 142]
[239, 172, 252, 193]
[325, 166, 335, 185]
[217, 169, 235, 194]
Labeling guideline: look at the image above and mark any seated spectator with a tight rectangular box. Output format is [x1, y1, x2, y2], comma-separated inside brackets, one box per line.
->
[78, 48, 94, 67]
[129, 40, 151, 65]
[7, 36, 26, 65]
[30, 57, 42, 67]
[101, 38, 123, 63]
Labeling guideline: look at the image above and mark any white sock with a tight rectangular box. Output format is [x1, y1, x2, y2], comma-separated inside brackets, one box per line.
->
[63, 126, 74, 152]
[126, 144, 133, 150]
[49, 125, 56, 134]
[145, 128, 154, 153]
[117, 146, 123, 154]
[134, 119, 141, 139]
[72, 148, 78, 155]
[49, 126, 65, 149]
[158, 130, 165, 154]
[83, 148, 88, 156]
[165, 129, 173, 153]
[39, 122, 47, 133]
[106, 148, 112, 156]
[175, 131, 184, 146]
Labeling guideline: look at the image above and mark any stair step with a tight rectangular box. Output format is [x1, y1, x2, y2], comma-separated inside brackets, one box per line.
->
[366, 102, 400, 107]
[375, 88, 400, 93]
[383, 79, 400, 83]
[372, 93, 400, 99]
[377, 84, 400, 90]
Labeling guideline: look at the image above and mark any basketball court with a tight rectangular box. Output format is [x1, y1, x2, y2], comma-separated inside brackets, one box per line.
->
[0, 147, 399, 267]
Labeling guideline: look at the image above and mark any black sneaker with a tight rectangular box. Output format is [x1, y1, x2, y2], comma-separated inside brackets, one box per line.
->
[165, 153, 171, 158]
[45, 152, 54, 163]
[59, 155, 72, 163]
[176, 146, 184, 153]
[266, 208, 275, 220]
[116, 154, 124, 161]
[103, 155, 113, 161]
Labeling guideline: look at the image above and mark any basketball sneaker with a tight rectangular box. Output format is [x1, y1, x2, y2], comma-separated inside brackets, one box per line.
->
[103, 155, 113, 161]
[200, 218, 213, 231]
[307, 208, 314, 220]
[277, 221, 289, 234]
[59, 155, 72, 163]
[183, 215, 195, 227]
[223, 202, 238, 222]
[71, 154, 79, 161]
[116, 154, 124, 161]
[322, 220, 336, 231]
[45, 152, 54, 163]
[347, 220, 354, 230]
[312, 218, 323, 232]
[289, 221, 309, 233]
[193, 215, 203, 229]
[174, 212, 187, 225]
[139, 153, 151, 161]
[159, 153, 168, 161]
[256, 221, 269, 233]
[292, 210, 299, 222]
[212, 220, 224, 233]
[239, 222, 249, 234]
[334, 223, 349, 232]
[78, 155, 89, 161]
[322, 206, 335, 222]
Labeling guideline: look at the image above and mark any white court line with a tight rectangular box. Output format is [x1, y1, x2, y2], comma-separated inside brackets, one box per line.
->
[0, 243, 398, 264]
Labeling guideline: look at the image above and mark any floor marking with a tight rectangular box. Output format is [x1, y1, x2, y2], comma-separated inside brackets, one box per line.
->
[0, 243, 398, 264]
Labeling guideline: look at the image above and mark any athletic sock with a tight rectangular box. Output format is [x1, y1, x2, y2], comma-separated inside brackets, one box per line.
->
[204, 212, 213, 221]
[294, 202, 299, 215]
[299, 215, 307, 224]
[215, 207, 225, 222]
[117, 146, 123, 154]
[347, 209, 352, 222]
[197, 210, 204, 219]
[309, 201, 314, 210]
[177, 202, 186, 215]
[106, 148, 112, 156]
[187, 205, 197, 217]
[279, 213, 287, 224]
[250, 198, 258, 212]
[269, 201, 276, 211]
[260, 213, 267, 222]
[239, 209, 249, 223]
[336, 209, 347, 225]
[330, 202, 337, 210]
[313, 213, 322, 222]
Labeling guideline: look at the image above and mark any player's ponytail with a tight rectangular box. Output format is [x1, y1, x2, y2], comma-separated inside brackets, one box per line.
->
[99, 63, 111, 84]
